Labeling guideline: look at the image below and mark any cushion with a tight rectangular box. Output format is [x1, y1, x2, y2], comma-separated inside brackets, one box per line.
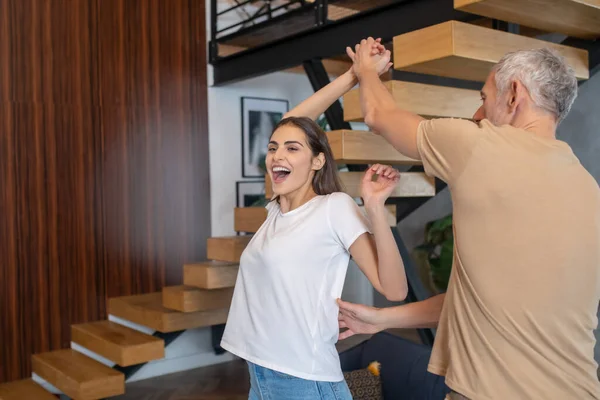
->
[343, 361, 383, 400]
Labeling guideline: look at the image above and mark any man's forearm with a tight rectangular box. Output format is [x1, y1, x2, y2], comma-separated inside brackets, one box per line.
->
[358, 68, 397, 130]
[380, 293, 446, 330]
[357, 68, 423, 159]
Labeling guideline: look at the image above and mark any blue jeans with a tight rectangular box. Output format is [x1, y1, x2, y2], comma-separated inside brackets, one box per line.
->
[247, 362, 353, 400]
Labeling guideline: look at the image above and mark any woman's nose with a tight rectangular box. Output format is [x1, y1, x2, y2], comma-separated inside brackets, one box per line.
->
[274, 148, 285, 160]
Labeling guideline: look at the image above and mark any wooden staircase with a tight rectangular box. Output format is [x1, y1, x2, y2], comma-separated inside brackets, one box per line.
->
[0, 1, 596, 398]
[0, 234, 240, 399]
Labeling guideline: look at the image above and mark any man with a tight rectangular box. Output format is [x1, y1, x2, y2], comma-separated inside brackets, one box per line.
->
[339, 38, 600, 399]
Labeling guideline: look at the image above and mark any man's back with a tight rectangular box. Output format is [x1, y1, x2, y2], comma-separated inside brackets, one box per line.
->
[417, 118, 600, 399]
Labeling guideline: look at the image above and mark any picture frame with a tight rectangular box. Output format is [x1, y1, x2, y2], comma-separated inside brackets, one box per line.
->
[241, 96, 289, 178]
[236, 180, 267, 208]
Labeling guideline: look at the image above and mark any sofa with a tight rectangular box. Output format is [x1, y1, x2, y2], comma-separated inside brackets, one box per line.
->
[340, 332, 450, 400]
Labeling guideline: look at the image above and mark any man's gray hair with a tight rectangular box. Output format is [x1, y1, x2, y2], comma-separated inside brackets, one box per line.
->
[492, 48, 578, 123]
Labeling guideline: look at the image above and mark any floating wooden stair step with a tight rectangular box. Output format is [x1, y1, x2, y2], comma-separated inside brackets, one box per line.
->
[31, 349, 124, 399]
[327, 5, 360, 20]
[469, 17, 547, 37]
[394, 20, 589, 82]
[108, 293, 229, 332]
[338, 172, 435, 198]
[71, 320, 164, 367]
[327, 130, 421, 165]
[235, 207, 268, 233]
[0, 379, 56, 400]
[162, 285, 234, 312]
[343, 81, 480, 122]
[454, 0, 600, 40]
[207, 236, 252, 263]
[234, 204, 398, 233]
[266, 172, 435, 198]
[184, 261, 239, 289]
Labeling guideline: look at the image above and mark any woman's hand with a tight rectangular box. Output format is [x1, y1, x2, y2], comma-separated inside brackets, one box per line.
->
[361, 164, 400, 208]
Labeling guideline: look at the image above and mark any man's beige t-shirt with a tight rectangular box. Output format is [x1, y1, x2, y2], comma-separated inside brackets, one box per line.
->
[416, 118, 600, 400]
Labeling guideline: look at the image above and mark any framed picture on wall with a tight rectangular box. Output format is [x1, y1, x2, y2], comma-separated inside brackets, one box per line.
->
[241, 96, 289, 178]
[236, 180, 267, 208]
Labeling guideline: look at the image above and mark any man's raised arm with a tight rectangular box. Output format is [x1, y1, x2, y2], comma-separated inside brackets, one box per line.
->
[347, 37, 425, 160]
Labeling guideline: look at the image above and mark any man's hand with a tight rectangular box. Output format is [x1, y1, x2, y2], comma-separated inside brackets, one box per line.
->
[346, 37, 392, 79]
[337, 299, 387, 340]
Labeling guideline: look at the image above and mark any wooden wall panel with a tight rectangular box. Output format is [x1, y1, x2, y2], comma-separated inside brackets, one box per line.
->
[0, 0, 209, 383]
[0, 0, 96, 105]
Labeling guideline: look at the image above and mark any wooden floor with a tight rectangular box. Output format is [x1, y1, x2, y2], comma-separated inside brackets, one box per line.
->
[110, 330, 421, 400]
[110, 359, 249, 400]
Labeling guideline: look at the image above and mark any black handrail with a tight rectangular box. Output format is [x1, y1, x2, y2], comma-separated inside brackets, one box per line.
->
[214, 0, 307, 37]
[217, 0, 257, 17]
[217, 0, 304, 34]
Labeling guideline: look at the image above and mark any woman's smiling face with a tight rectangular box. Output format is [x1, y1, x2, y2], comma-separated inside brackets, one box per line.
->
[266, 124, 321, 197]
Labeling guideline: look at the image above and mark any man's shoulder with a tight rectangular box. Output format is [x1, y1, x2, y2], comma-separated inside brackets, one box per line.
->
[424, 117, 481, 131]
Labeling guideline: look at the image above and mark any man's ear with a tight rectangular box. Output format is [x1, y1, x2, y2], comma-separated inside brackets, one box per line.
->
[313, 153, 325, 171]
[508, 80, 526, 112]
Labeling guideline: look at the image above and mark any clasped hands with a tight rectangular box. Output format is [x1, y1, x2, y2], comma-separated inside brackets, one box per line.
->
[346, 37, 393, 79]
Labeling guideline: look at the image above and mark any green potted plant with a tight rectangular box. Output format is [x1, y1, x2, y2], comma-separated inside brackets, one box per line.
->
[412, 214, 453, 295]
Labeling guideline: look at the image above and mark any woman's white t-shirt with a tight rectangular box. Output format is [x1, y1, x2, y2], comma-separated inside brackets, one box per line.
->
[220, 192, 371, 382]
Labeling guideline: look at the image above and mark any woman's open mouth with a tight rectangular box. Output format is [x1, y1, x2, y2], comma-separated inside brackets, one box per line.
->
[272, 166, 291, 184]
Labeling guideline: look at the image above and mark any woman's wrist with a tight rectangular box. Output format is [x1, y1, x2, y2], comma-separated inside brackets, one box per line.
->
[364, 199, 386, 214]
[344, 67, 358, 85]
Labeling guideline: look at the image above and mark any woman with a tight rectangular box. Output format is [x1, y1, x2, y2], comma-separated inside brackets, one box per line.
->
[221, 42, 406, 399]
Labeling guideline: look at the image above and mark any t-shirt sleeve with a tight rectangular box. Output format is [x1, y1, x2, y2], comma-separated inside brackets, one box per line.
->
[417, 118, 482, 184]
[327, 192, 371, 251]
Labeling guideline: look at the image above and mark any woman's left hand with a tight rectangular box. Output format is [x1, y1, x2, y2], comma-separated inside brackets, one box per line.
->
[361, 164, 400, 207]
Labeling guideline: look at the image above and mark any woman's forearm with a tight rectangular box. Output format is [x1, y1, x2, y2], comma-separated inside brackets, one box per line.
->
[284, 69, 357, 120]
[365, 203, 408, 301]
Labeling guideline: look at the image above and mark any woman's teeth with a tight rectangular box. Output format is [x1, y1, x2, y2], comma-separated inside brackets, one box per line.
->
[272, 167, 291, 183]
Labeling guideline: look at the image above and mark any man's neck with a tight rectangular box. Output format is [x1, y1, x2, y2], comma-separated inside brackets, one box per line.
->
[511, 113, 557, 140]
